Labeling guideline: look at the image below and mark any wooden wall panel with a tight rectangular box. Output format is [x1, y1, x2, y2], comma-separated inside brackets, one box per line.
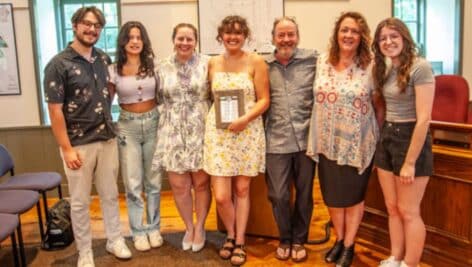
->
[359, 145, 472, 267]
[0, 126, 170, 196]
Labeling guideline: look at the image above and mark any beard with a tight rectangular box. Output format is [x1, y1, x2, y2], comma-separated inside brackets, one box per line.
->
[276, 46, 295, 60]
[75, 31, 99, 47]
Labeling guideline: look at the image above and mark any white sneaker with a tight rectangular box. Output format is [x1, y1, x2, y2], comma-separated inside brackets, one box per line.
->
[379, 256, 401, 267]
[77, 250, 95, 267]
[134, 235, 151, 251]
[148, 230, 164, 248]
[106, 238, 132, 259]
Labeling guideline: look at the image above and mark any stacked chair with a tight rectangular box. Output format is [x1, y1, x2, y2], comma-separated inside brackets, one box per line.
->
[0, 144, 63, 266]
[0, 190, 39, 267]
[0, 213, 20, 267]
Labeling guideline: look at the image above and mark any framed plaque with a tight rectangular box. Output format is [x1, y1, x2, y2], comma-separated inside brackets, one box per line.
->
[214, 89, 245, 129]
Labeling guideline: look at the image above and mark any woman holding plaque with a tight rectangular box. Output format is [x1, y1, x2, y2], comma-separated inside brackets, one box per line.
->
[306, 12, 379, 267]
[203, 15, 270, 266]
[152, 23, 211, 253]
[373, 18, 434, 267]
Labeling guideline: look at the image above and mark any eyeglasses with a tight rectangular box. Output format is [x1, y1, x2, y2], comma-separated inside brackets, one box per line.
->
[80, 20, 103, 30]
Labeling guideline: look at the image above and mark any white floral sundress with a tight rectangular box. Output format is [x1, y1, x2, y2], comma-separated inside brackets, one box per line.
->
[152, 54, 210, 173]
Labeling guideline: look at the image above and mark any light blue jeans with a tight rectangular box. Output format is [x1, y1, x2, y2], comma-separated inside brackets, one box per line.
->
[117, 107, 162, 237]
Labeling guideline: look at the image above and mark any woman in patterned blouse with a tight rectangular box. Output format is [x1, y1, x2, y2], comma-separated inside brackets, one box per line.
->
[307, 11, 380, 267]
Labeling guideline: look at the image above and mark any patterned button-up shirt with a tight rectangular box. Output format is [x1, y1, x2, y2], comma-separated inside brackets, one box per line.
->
[44, 45, 115, 146]
[265, 48, 318, 154]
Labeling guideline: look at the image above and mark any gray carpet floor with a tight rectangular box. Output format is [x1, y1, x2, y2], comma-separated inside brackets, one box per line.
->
[0, 231, 234, 267]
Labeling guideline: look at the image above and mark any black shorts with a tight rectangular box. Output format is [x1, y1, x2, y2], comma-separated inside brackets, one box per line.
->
[374, 121, 433, 177]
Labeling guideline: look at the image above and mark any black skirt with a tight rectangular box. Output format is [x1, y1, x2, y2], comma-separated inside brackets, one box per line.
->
[318, 154, 373, 208]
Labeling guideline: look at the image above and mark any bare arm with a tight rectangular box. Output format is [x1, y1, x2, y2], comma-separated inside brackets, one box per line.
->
[207, 56, 217, 103]
[228, 54, 270, 132]
[399, 82, 435, 183]
[48, 103, 82, 170]
[372, 90, 386, 128]
[107, 82, 116, 101]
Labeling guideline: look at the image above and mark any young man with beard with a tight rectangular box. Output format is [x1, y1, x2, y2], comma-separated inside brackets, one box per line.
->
[264, 17, 318, 263]
[44, 6, 131, 267]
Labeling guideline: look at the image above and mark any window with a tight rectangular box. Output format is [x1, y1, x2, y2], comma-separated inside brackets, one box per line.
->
[31, 0, 120, 125]
[393, 0, 463, 75]
[393, 0, 425, 54]
[60, 0, 119, 60]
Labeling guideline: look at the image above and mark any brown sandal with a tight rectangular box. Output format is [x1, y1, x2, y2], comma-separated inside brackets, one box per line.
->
[230, 244, 247, 266]
[275, 243, 291, 261]
[291, 244, 307, 263]
[219, 237, 235, 260]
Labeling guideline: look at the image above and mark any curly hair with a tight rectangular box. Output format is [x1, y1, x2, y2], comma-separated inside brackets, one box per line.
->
[372, 17, 417, 95]
[216, 15, 251, 43]
[116, 21, 155, 77]
[328, 11, 372, 70]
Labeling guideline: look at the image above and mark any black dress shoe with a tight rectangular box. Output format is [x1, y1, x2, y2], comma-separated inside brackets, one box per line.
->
[325, 239, 344, 263]
[336, 244, 355, 267]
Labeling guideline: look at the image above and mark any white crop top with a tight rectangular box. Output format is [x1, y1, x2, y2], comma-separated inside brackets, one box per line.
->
[108, 64, 157, 104]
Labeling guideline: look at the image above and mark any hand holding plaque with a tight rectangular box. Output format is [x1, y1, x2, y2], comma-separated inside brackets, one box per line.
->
[214, 89, 245, 129]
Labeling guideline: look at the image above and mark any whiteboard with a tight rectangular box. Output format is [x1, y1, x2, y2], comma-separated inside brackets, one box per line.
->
[197, 0, 284, 55]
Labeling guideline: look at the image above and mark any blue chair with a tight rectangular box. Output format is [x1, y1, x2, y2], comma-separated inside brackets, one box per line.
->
[0, 190, 40, 267]
[0, 213, 20, 267]
[0, 144, 63, 242]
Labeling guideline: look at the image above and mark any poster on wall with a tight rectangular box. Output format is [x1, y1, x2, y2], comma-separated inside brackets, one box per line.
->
[0, 3, 21, 95]
[198, 0, 284, 55]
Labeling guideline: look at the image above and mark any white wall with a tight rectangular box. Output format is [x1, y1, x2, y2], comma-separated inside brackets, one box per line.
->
[121, 0, 198, 57]
[285, 0, 390, 52]
[0, 0, 40, 127]
[1, 0, 471, 127]
[120, 0, 390, 58]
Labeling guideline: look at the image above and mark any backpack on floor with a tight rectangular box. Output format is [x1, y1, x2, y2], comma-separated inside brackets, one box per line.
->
[41, 199, 74, 250]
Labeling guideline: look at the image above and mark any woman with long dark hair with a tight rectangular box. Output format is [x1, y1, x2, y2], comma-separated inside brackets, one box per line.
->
[373, 18, 435, 267]
[108, 21, 163, 252]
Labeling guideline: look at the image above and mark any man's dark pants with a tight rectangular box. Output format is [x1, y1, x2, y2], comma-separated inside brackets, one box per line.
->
[265, 151, 316, 244]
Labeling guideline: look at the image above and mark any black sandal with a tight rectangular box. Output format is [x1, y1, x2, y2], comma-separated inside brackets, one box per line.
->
[230, 244, 247, 266]
[219, 237, 235, 260]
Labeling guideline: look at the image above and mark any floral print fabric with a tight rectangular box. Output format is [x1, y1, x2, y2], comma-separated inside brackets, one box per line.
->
[152, 54, 210, 173]
[203, 72, 266, 177]
[43, 46, 115, 146]
[306, 53, 378, 174]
